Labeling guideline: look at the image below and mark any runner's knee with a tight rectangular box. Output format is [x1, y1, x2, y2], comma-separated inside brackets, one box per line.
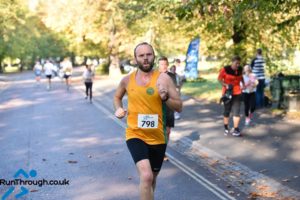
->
[140, 171, 153, 185]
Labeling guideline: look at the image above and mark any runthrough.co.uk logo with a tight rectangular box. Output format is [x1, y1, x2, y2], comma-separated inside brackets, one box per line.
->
[1, 168, 70, 200]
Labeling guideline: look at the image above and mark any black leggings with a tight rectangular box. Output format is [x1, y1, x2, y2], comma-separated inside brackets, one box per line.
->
[223, 95, 241, 117]
[243, 92, 256, 117]
[85, 82, 93, 99]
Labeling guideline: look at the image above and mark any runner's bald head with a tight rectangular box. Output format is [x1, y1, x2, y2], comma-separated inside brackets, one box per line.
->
[134, 42, 155, 59]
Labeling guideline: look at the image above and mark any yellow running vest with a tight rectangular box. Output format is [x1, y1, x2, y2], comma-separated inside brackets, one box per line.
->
[126, 70, 167, 145]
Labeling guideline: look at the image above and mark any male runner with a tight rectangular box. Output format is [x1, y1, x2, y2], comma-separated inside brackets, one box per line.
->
[114, 42, 182, 200]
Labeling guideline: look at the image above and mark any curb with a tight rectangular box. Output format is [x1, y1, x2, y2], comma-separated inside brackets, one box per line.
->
[169, 133, 300, 200]
[72, 79, 300, 200]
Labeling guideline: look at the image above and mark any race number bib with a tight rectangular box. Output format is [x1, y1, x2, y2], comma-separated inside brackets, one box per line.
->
[138, 114, 158, 129]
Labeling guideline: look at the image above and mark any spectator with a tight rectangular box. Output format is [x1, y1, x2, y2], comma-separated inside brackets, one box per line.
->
[174, 58, 185, 82]
[251, 48, 265, 108]
[218, 56, 244, 137]
[242, 64, 258, 125]
[158, 57, 176, 150]
[33, 61, 42, 83]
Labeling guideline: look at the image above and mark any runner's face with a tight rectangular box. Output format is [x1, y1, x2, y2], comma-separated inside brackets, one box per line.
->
[158, 60, 168, 73]
[170, 66, 176, 73]
[135, 45, 155, 73]
[231, 60, 240, 70]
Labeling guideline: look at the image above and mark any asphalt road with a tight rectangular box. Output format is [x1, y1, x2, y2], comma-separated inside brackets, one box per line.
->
[0, 72, 243, 200]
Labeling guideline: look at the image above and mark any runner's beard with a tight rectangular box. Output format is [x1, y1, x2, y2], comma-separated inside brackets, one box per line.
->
[137, 61, 154, 73]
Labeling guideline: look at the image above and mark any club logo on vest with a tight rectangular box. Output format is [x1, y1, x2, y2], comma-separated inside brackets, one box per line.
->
[146, 87, 154, 95]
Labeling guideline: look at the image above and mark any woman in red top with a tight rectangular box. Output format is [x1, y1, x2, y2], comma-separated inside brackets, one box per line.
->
[218, 56, 244, 136]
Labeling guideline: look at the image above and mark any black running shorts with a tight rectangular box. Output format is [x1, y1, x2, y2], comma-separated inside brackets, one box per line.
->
[126, 138, 167, 172]
[64, 74, 70, 79]
[223, 94, 241, 117]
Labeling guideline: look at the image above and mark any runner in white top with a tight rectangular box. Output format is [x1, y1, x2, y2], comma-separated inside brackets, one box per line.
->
[33, 61, 43, 83]
[82, 64, 94, 103]
[43, 60, 54, 90]
[61, 58, 73, 90]
[241, 64, 258, 125]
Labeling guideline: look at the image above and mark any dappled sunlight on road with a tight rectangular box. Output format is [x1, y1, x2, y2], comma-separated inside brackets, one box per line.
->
[288, 138, 300, 162]
[61, 137, 101, 147]
[32, 115, 49, 120]
[160, 165, 181, 178]
[197, 108, 211, 113]
[44, 136, 125, 151]
[211, 138, 277, 160]
[0, 98, 36, 110]
[69, 177, 138, 200]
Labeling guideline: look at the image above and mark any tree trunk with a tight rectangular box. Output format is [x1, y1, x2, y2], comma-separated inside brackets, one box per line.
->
[0, 57, 3, 73]
[70, 52, 76, 66]
[83, 56, 88, 66]
[232, 18, 247, 60]
[20, 59, 24, 72]
[108, 17, 121, 77]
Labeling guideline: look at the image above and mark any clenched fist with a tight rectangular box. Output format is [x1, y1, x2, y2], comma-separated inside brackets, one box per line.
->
[115, 107, 127, 119]
[157, 83, 168, 101]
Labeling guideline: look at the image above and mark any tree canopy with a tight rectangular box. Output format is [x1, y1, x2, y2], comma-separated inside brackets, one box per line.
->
[0, 0, 299, 74]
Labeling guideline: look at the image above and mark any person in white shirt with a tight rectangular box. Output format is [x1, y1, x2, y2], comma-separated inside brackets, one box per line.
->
[43, 60, 54, 90]
[82, 64, 94, 103]
[61, 58, 73, 90]
[242, 64, 258, 125]
[33, 61, 42, 83]
[251, 48, 265, 108]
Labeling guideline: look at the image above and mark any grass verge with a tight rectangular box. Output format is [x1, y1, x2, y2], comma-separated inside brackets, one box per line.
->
[181, 73, 222, 103]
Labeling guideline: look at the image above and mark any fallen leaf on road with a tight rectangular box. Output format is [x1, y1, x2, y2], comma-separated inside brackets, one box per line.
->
[228, 191, 235, 195]
[259, 169, 268, 173]
[209, 160, 219, 167]
[68, 160, 78, 164]
[233, 171, 243, 176]
[198, 152, 209, 159]
[249, 185, 277, 198]
[238, 180, 244, 185]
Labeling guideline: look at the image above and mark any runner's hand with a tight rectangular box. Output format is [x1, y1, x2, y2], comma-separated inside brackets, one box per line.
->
[115, 107, 127, 119]
[157, 83, 168, 101]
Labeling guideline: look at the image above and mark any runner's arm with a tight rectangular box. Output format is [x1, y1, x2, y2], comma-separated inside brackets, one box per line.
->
[113, 76, 129, 118]
[158, 73, 182, 113]
[218, 68, 228, 88]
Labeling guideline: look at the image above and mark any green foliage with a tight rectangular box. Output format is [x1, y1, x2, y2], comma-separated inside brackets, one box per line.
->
[0, 0, 69, 71]
[181, 73, 222, 102]
[1, 0, 299, 75]
[95, 62, 110, 75]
